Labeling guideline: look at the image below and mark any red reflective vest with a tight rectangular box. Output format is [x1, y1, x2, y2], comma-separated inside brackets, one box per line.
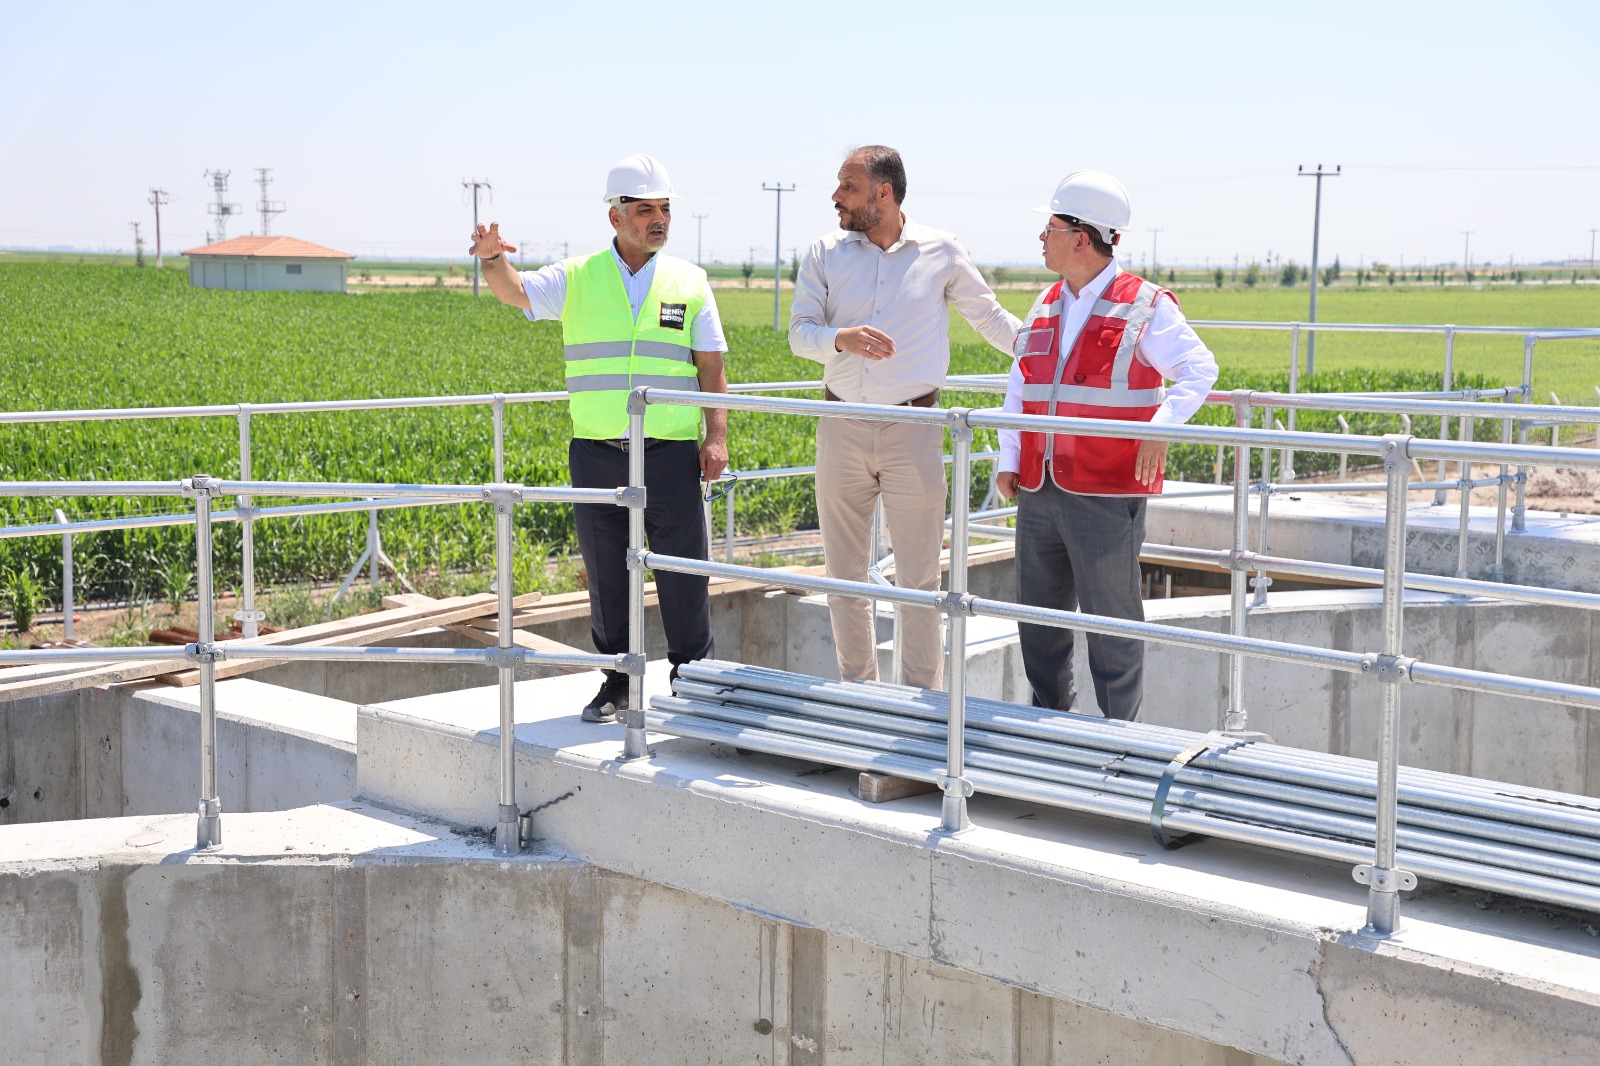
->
[1016, 270, 1175, 496]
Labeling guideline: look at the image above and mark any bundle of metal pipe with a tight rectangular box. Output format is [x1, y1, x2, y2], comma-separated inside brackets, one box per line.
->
[646, 660, 1600, 914]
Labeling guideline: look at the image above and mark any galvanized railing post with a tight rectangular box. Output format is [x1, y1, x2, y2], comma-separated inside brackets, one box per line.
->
[724, 481, 736, 563]
[367, 507, 380, 588]
[1435, 327, 1455, 505]
[492, 393, 507, 483]
[622, 390, 650, 760]
[1513, 335, 1535, 533]
[1252, 404, 1273, 607]
[191, 474, 223, 850]
[1492, 415, 1511, 583]
[939, 409, 975, 833]
[236, 405, 262, 638]
[1358, 434, 1418, 938]
[1285, 323, 1300, 482]
[492, 484, 522, 856]
[1455, 407, 1475, 579]
[54, 508, 73, 641]
[1225, 391, 1253, 733]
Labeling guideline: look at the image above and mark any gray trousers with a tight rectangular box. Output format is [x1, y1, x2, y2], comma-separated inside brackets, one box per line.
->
[1015, 482, 1147, 720]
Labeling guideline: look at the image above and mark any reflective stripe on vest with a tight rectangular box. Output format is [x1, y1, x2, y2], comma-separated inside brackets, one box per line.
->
[560, 251, 706, 440]
[1016, 270, 1173, 496]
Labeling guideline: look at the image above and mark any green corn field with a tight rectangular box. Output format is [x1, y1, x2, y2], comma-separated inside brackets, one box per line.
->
[3, 259, 1588, 610]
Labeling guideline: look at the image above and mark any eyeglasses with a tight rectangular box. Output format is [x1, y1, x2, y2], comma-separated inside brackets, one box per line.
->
[704, 470, 739, 504]
[1041, 224, 1085, 239]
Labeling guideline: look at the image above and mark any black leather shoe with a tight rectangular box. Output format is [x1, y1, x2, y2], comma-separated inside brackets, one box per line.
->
[581, 678, 627, 723]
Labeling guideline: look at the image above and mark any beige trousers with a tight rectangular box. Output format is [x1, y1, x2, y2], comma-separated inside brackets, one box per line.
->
[815, 416, 946, 690]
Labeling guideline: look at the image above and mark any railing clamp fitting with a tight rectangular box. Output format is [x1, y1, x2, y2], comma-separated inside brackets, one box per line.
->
[1362, 653, 1414, 684]
[183, 474, 222, 499]
[618, 653, 647, 677]
[935, 591, 975, 615]
[626, 547, 648, 571]
[626, 388, 650, 415]
[482, 484, 524, 508]
[233, 609, 266, 624]
[186, 641, 223, 664]
[1226, 549, 1254, 572]
[487, 646, 524, 669]
[938, 774, 974, 798]
[615, 485, 647, 508]
[945, 407, 974, 442]
[1353, 864, 1416, 893]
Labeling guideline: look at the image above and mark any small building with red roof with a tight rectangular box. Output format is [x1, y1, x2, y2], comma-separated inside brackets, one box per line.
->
[182, 235, 356, 293]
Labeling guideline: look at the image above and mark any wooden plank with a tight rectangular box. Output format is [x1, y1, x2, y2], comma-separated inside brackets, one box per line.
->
[153, 594, 510, 687]
[442, 624, 595, 675]
[856, 772, 939, 804]
[381, 591, 543, 614]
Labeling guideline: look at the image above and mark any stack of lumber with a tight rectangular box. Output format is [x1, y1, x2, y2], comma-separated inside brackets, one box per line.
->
[0, 593, 535, 701]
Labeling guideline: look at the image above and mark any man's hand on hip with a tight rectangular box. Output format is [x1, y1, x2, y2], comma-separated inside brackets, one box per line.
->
[996, 471, 1020, 500]
[835, 325, 896, 361]
[1135, 440, 1168, 487]
[699, 439, 728, 483]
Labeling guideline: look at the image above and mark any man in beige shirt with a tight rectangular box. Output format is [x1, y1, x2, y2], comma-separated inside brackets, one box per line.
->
[789, 145, 1020, 690]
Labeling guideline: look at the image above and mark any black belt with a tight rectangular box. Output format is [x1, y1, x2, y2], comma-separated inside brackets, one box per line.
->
[824, 387, 939, 408]
[587, 437, 675, 452]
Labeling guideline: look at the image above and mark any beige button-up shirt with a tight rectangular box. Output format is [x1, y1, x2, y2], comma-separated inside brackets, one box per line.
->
[788, 217, 1020, 404]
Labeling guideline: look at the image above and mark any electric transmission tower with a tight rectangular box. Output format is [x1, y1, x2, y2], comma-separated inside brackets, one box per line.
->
[148, 187, 171, 267]
[255, 168, 286, 235]
[204, 170, 241, 243]
[129, 221, 146, 267]
[462, 178, 493, 297]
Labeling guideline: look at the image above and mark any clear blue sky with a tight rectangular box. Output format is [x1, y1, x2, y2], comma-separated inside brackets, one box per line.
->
[3, 0, 1598, 269]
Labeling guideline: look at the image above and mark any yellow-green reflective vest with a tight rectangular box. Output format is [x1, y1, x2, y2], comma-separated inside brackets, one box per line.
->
[561, 250, 706, 440]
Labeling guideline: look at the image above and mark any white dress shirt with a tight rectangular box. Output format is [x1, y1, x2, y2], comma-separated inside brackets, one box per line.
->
[998, 259, 1218, 473]
[518, 243, 728, 352]
[788, 217, 1020, 403]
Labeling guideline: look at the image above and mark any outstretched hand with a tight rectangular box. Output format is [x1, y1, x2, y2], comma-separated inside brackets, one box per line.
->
[469, 222, 518, 259]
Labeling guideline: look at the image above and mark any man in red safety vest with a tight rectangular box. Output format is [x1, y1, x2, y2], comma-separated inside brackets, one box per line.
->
[996, 171, 1219, 721]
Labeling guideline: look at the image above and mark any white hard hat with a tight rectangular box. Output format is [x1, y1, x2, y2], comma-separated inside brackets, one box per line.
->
[603, 153, 678, 204]
[1035, 170, 1131, 246]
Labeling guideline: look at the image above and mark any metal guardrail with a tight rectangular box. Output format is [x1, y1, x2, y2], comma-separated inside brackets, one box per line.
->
[626, 385, 1600, 938]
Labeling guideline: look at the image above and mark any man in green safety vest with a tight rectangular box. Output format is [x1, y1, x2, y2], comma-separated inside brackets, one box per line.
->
[472, 154, 730, 723]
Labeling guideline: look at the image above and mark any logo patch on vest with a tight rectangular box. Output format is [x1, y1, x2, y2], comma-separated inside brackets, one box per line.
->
[658, 303, 687, 330]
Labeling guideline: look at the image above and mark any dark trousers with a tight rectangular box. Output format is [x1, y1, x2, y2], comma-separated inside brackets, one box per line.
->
[569, 438, 714, 682]
[1015, 482, 1147, 721]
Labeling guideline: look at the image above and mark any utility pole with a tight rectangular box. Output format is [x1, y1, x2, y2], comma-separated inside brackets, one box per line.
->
[1461, 231, 1474, 283]
[762, 182, 794, 331]
[462, 178, 492, 297]
[129, 221, 145, 267]
[1589, 229, 1597, 274]
[1148, 228, 1163, 275]
[693, 213, 709, 266]
[148, 187, 170, 268]
[254, 168, 285, 236]
[1298, 163, 1340, 375]
[203, 170, 240, 244]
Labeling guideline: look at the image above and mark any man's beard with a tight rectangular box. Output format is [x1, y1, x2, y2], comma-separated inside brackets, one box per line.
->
[839, 199, 882, 233]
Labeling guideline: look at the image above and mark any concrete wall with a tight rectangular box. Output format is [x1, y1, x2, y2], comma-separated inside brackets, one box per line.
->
[1, 680, 354, 827]
[0, 806, 1298, 1066]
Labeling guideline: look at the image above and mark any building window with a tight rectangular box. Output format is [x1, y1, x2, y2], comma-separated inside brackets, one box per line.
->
[287, 263, 303, 275]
